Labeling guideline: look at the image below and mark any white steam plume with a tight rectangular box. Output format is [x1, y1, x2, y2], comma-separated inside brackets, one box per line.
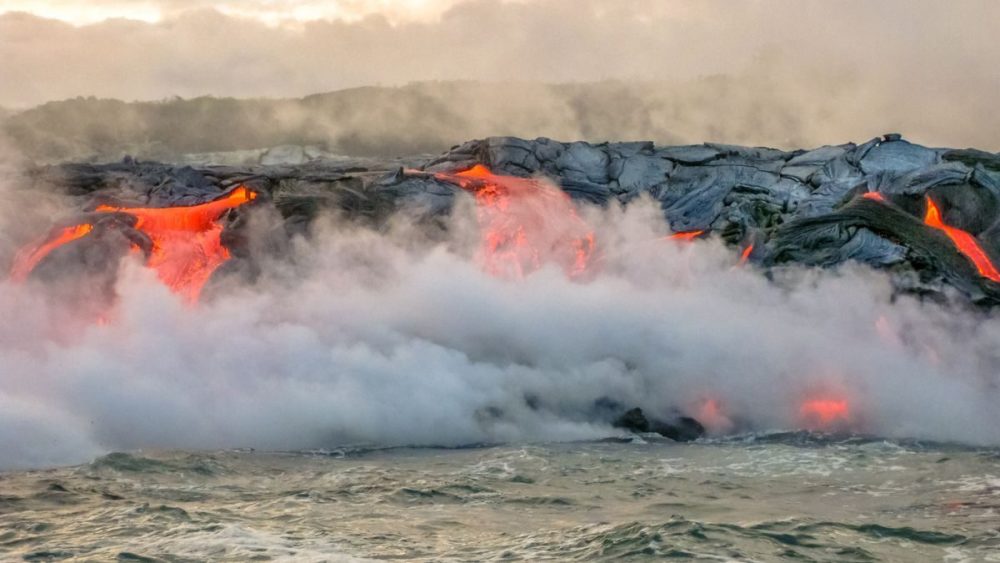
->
[0, 195, 998, 470]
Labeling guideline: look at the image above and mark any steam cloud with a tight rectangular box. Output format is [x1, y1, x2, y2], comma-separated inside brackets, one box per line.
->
[2, 178, 1000, 470]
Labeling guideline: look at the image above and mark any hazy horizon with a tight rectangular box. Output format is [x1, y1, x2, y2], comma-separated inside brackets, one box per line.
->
[1, 0, 998, 152]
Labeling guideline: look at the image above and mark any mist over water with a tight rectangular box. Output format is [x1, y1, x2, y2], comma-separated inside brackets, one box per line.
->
[2, 183, 1000, 471]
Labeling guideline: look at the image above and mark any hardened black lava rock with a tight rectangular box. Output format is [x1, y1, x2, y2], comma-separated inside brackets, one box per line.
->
[19, 133, 1000, 305]
[612, 407, 706, 442]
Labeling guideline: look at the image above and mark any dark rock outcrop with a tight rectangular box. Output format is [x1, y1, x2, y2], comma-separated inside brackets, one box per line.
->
[612, 407, 706, 442]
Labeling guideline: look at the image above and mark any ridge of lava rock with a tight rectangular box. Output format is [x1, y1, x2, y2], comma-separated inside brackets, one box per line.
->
[14, 134, 1000, 306]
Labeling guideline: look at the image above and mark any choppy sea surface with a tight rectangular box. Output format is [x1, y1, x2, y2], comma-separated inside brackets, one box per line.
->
[2, 434, 999, 562]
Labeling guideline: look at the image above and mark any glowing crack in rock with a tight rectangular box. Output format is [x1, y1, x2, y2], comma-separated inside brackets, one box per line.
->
[666, 230, 704, 242]
[923, 196, 1000, 283]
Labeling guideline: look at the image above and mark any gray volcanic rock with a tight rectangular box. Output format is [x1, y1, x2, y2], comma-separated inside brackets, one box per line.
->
[612, 407, 706, 442]
[19, 134, 1000, 305]
[857, 139, 940, 176]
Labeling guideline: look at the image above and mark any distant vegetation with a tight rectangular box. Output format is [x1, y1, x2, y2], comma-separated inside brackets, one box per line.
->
[1, 77, 934, 163]
[6, 81, 718, 162]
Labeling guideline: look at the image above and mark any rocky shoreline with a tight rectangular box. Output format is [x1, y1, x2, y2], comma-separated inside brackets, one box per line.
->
[16, 134, 1000, 305]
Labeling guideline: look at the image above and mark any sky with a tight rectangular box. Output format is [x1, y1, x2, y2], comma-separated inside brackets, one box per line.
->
[0, 0, 479, 25]
[2, 0, 997, 105]
[1, 0, 999, 149]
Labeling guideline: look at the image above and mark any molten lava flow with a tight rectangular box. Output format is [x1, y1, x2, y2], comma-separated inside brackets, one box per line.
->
[94, 186, 257, 302]
[435, 165, 597, 279]
[799, 398, 850, 428]
[666, 230, 704, 242]
[10, 224, 94, 282]
[738, 244, 754, 265]
[10, 187, 256, 304]
[923, 197, 1000, 282]
[862, 191, 886, 202]
[94, 187, 256, 232]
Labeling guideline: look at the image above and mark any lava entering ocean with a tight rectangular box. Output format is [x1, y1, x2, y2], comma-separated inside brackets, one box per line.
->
[9, 186, 256, 302]
[799, 398, 851, 429]
[434, 165, 597, 279]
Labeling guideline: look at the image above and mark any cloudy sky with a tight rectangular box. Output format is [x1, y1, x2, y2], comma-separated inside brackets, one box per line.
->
[0, 0, 479, 25]
[1, 0, 999, 149]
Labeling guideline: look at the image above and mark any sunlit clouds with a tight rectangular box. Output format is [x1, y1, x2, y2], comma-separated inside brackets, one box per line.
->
[0, 0, 484, 25]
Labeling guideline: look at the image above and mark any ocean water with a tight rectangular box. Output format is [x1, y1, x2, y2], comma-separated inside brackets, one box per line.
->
[2, 434, 998, 562]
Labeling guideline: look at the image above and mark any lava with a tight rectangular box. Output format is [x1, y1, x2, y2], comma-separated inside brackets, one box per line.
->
[862, 191, 886, 202]
[94, 187, 256, 232]
[10, 223, 94, 283]
[923, 196, 1000, 283]
[666, 230, 704, 242]
[10, 186, 257, 303]
[799, 398, 850, 428]
[435, 165, 597, 279]
[738, 244, 754, 265]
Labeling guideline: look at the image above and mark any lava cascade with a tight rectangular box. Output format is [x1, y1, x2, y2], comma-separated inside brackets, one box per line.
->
[9, 187, 256, 302]
[435, 165, 597, 279]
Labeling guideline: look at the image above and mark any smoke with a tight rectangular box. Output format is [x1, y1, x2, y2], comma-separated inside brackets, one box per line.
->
[2, 189, 1000, 471]
[0, 128, 74, 272]
[3, 0, 1000, 155]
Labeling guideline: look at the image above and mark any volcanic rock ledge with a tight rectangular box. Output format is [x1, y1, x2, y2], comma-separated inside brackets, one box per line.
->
[21, 134, 1000, 305]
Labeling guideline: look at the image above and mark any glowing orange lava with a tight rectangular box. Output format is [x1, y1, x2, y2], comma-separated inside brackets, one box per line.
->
[862, 191, 886, 202]
[10, 223, 94, 283]
[923, 197, 1000, 282]
[435, 165, 597, 279]
[10, 187, 256, 303]
[799, 399, 850, 428]
[666, 230, 704, 242]
[738, 244, 754, 265]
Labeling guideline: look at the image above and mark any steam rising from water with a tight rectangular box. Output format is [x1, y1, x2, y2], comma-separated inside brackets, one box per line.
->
[2, 180, 1000, 471]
